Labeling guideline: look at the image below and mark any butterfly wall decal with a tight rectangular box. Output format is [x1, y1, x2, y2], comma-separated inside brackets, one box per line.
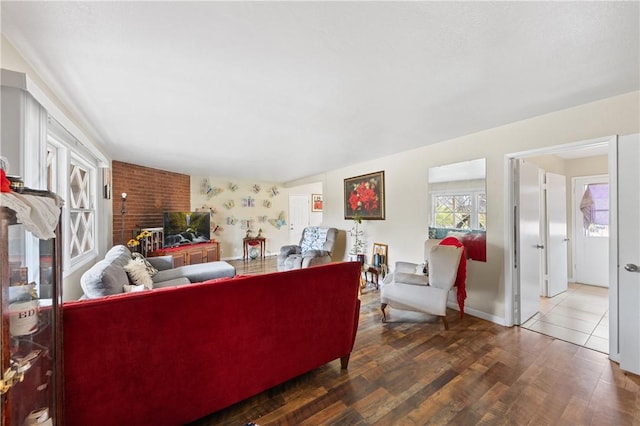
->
[268, 211, 287, 229]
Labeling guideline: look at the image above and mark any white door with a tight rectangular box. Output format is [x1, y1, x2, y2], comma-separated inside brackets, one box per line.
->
[288, 195, 310, 245]
[545, 172, 569, 297]
[516, 159, 544, 324]
[617, 134, 640, 375]
[574, 175, 609, 286]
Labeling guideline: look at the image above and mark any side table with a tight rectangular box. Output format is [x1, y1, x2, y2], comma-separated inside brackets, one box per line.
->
[243, 237, 266, 260]
[362, 264, 388, 290]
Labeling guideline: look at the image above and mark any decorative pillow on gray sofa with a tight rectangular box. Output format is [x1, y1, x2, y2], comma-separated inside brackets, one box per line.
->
[80, 259, 131, 298]
[81, 245, 133, 298]
[131, 252, 158, 277]
[124, 258, 154, 288]
[104, 245, 133, 266]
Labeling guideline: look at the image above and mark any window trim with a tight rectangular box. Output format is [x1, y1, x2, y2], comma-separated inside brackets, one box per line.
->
[47, 126, 99, 276]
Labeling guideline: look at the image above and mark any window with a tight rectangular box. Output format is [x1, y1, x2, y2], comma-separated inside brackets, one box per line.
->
[580, 183, 609, 237]
[47, 118, 98, 273]
[432, 190, 486, 230]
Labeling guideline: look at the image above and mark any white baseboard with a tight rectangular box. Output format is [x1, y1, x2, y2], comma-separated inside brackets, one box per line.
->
[447, 302, 507, 326]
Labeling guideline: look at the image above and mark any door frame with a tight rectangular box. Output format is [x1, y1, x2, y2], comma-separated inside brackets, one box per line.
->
[503, 135, 618, 361]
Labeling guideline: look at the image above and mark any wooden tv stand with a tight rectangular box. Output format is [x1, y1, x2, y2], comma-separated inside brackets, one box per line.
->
[148, 241, 220, 267]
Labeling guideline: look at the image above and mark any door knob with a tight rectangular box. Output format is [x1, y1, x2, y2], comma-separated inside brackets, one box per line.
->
[624, 263, 639, 272]
[535, 244, 545, 249]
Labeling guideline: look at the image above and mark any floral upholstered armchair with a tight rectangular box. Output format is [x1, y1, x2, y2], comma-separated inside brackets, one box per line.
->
[277, 227, 338, 271]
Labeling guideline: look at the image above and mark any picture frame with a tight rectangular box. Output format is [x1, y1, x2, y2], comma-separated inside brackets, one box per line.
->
[372, 242, 388, 267]
[311, 194, 323, 212]
[344, 171, 385, 220]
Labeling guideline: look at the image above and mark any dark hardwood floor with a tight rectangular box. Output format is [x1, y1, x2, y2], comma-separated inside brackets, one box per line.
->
[192, 257, 640, 425]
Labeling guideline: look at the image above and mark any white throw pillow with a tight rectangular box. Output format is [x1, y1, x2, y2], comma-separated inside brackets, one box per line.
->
[124, 259, 153, 289]
[123, 284, 147, 293]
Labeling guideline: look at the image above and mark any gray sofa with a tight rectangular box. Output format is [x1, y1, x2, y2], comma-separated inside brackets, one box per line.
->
[80, 245, 236, 299]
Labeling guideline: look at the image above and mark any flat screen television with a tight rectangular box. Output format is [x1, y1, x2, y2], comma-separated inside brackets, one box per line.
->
[163, 212, 211, 247]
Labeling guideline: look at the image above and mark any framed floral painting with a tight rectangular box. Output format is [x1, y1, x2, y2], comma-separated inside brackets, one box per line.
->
[344, 171, 385, 220]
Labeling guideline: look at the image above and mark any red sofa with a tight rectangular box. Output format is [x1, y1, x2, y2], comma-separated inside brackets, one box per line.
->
[63, 262, 361, 425]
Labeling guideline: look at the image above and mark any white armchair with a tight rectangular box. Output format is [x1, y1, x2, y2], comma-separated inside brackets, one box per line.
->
[380, 241, 463, 330]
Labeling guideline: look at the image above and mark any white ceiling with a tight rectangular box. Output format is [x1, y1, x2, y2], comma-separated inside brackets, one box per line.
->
[2, 2, 638, 182]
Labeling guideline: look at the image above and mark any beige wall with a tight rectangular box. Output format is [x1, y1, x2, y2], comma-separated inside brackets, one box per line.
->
[191, 177, 291, 259]
[311, 92, 639, 323]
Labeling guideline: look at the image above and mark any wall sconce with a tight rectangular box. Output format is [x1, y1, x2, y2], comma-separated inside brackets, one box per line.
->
[121, 192, 127, 244]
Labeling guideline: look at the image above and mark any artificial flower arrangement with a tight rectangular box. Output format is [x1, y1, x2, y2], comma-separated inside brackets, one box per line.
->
[127, 229, 153, 250]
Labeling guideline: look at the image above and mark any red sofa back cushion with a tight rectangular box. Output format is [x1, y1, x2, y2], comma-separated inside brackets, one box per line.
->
[63, 262, 361, 425]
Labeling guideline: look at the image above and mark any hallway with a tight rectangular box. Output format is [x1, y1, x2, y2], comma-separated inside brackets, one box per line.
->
[522, 282, 609, 353]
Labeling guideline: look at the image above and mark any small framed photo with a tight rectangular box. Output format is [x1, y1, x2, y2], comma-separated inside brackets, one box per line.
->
[372, 242, 388, 267]
[311, 194, 323, 212]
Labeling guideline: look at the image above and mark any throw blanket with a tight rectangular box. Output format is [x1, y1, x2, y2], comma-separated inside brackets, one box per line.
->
[0, 192, 62, 239]
[439, 236, 466, 318]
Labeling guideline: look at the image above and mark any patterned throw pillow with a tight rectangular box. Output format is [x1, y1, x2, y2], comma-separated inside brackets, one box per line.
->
[131, 252, 158, 277]
[124, 259, 154, 289]
[300, 227, 329, 252]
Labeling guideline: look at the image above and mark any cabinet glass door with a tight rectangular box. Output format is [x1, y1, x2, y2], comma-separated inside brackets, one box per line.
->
[1, 206, 62, 426]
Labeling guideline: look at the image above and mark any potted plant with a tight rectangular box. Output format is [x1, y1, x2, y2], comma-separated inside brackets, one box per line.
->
[349, 214, 365, 264]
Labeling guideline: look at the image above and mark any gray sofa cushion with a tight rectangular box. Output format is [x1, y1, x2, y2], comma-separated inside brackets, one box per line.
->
[81, 259, 130, 298]
[146, 255, 174, 271]
[174, 261, 236, 283]
[153, 261, 235, 284]
[152, 277, 191, 288]
[152, 268, 184, 283]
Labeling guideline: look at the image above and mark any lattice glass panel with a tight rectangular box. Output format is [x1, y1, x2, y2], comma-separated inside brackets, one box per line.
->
[70, 163, 90, 209]
[69, 159, 94, 260]
[69, 211, 94, 258]
[434, 194, 473, 228]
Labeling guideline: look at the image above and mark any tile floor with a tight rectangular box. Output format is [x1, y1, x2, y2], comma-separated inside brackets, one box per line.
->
[521, 282, 609, 353]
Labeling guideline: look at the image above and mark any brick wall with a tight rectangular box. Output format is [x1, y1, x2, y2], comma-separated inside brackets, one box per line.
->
[112, 161, 190, 245]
